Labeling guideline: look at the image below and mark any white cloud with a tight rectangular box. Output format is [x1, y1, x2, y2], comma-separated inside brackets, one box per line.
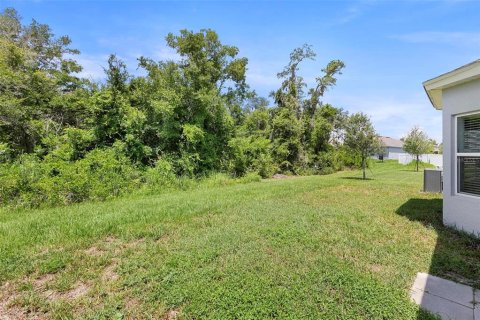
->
[74, 54, 109, 81]
[328, 94, 443, 142]
[392, 31, 480, 46]
[244, 59, 283, 91]
[151, 45, 181, 62]
[338, 5, 362, 25]
[332, 0, 379, 26]
[246, 72, 280, 89]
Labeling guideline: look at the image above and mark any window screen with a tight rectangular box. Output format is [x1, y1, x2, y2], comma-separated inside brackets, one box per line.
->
[457, 115, 480, 153]
[458, 157, 480, 196]
[457, 114, 480, 196]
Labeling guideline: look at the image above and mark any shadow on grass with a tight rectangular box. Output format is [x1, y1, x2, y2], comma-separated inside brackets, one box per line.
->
[396, 198, 480, 318]
[339, 177, 374, 181]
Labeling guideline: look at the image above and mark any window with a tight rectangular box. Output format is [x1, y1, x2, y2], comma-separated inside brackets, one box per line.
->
[457, 113, 480, 196]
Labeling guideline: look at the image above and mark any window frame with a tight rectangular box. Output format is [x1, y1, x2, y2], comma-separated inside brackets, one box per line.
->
[455, 111, 480, 198]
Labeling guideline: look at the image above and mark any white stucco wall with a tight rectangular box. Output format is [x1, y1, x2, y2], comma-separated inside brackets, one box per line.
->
[398, 154, 443, 168]
[442, 78, 480, 236]
[386, 147, 405, 160]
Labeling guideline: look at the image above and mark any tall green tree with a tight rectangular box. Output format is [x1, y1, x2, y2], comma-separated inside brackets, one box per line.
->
[270, 44, 345, 172]
[403, 126, 433, 172]
[0, 8, 88, 155]
[303, 61, 345, 151]
[135, 29, 249, 173]
[344, 112, 380, 180]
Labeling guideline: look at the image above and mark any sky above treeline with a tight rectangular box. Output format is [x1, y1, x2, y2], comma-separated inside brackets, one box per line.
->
[3, 0, 480, 141]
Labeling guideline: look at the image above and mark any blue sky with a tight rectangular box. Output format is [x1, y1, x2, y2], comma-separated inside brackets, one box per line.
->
[3, 0, 480, 141]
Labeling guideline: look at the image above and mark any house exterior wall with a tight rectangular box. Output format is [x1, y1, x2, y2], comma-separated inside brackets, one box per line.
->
[386, 147, 405, 160]
[442, 78, 480, 236]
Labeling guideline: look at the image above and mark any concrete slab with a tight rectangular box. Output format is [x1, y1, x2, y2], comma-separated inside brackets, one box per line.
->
[411, 289, 473, 320]
[412, 272, 474, 307]
[474, 290, 479, 320]
[410, 273, 476, 320]
[410, 288, 426, 305]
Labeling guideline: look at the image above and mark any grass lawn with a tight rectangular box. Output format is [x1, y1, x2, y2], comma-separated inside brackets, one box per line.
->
[1, 161, 479, 319]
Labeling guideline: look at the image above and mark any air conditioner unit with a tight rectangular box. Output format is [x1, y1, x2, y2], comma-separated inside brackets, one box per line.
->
[424, 169, 443, 193]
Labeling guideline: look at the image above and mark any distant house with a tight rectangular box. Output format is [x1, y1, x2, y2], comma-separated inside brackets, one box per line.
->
[376, 136, 406, 160]
[423, 59, 480, 236]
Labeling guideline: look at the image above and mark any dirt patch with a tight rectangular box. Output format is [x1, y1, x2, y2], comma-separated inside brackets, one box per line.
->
[87, 236, 121, 255]
[33, 274, 55, 290]
[64, 282, 89, 300]
[0, 282, 46, 320]
[124, 297, 141, 313]
[84, 246, 105, 257]
[44, 281, 89, 301]
[105, 236, 119, 244]
[0, 282, 20, 319]
[102, 260, 119, 282]
[369, 264, 383, 273]
[125, 298, 140, 308]
[123, 238, 145, 249]
[0, 305, 29, 320]
[161, 307, 181, 320]
[272, 174, 291, 179]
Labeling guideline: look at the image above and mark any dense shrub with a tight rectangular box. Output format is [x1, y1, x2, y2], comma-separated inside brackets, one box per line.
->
[144, 158, 179, 189]
[227, 136, 276, 178]
[0, 9, 374, 210]
[0, 151, 266, 209]
[0, 148, 142, 208]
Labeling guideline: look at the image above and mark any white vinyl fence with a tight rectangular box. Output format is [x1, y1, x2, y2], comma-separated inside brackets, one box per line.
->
[398, 154, 443, 168]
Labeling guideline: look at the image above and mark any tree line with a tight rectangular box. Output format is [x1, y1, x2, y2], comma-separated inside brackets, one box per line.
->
[0, 8, 382, 208]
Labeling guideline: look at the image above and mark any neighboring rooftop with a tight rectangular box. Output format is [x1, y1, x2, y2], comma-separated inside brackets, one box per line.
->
[423, 59, 480, 110]
[379, 136, 404, 148]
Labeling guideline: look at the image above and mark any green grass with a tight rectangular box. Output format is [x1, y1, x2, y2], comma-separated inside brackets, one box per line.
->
[1, 161, 479, 319]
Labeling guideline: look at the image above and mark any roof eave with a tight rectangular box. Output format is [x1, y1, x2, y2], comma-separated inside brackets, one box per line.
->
[423, 60, 480, 110]
[423, 86, 442, 110]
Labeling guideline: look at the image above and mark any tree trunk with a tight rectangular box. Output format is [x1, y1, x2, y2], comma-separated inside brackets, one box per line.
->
[362, 156, 366, 180]
[416, 155, 419, 172]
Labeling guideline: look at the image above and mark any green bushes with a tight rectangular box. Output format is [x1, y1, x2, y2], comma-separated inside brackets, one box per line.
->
[0, 148, 142, 208]
[0, 150, 266, 209]
[227, 136, 276, 178]
[0, 10, 367, 210]
[143, 158, 177, 189]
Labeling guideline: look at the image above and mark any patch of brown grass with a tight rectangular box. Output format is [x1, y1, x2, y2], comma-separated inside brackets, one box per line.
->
[33, 274, 55, 290]
[123, 238, 145, 249]
[84, 246, 105, 257]
[102, 260, 119, 282]
[161, 307, 182, 320]
[123, 297, 141, 318]
[0, 282, 21, 320]
[104, 236, 119, 244]
[63, 282, 89, 300]
[0, 281, 48, 320]
[369, 263, 383, 273]
[155, 233, 171, 245]
[44, 281, 90, 301]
